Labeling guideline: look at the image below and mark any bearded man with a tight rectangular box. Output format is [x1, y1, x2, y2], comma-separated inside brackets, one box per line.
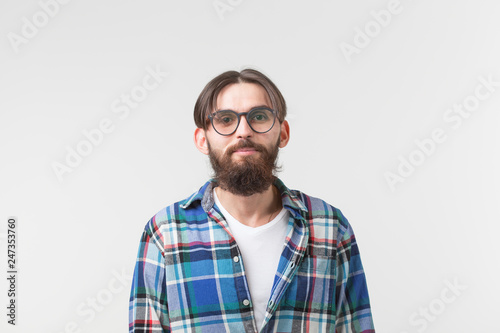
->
[129, 69, 375, 333]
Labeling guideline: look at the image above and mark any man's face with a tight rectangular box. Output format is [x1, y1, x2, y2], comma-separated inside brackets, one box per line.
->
[196, 82, 289, 196]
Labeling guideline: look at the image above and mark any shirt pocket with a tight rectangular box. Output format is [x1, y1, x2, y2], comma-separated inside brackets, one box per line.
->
[280, 254, 336, 315]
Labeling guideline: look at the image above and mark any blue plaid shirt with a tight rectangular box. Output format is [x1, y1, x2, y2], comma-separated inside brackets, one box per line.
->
[129, 178, 375, 332]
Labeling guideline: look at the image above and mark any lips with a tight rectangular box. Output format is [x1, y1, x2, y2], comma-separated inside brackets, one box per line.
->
[229, 141, 261, 154]
[233, 148, 258, 156]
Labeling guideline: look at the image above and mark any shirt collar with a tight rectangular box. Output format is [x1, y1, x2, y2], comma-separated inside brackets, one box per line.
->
[180, 178, 308, 217]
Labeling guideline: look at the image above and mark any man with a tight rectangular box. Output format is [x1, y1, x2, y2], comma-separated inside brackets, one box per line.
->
[129, 69, 375, 332]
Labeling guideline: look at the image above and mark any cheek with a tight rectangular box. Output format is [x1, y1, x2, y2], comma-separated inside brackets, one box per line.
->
[206, 136, 229, 155]
[270, 128, 282, 146]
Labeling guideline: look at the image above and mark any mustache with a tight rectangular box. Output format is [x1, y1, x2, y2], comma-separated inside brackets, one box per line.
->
[226, 140, 264, 155]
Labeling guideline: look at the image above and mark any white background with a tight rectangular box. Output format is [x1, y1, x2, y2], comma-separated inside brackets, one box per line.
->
[1, 0, 499, 332]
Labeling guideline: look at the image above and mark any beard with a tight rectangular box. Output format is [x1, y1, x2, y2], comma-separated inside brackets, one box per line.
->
[207, 137, 281, 197]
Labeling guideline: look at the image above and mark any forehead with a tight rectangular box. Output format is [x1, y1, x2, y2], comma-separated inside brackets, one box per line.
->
[216, 83, 272, 111]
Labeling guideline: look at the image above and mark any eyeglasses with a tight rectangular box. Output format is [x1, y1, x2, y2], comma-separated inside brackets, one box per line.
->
[208, 107, 277, 136]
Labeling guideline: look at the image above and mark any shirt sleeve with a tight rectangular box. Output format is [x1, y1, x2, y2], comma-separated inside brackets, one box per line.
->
[335, 214, 375, 333]
[129, 223, 170, 332]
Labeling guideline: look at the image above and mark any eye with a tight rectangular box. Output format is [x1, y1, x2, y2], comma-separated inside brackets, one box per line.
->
[249, 109, 271, 122]
[214, 111, 237, 126]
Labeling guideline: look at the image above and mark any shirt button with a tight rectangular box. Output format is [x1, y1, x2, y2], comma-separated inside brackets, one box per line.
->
[233, 256, 239, 263]
[268, 300, 274, 307]
[243, 299, 250, 306]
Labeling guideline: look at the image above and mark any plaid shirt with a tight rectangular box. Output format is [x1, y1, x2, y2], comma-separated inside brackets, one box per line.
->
[129, 178, 375, 332]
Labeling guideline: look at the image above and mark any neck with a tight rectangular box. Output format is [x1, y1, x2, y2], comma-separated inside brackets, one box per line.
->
[215, 183, 282, 228]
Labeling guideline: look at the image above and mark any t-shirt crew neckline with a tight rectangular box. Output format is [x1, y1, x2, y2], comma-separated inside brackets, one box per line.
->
[213, 188, 287, 231]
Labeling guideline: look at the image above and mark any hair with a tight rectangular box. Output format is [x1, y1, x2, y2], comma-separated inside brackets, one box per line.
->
[194, 68, 287, 130]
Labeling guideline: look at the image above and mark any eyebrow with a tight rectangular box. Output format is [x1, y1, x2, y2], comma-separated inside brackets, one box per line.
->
[215, 105, 271, 112]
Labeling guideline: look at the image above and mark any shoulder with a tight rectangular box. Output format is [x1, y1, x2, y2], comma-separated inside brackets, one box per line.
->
[142, 183, 209, 238]
[289, 188, 355, 254]
[275, 178, 351, 233]
[291, 188, 350, 229]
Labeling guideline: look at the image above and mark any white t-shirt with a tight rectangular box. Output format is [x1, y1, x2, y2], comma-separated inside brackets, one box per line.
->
[213, 189, 290, 329]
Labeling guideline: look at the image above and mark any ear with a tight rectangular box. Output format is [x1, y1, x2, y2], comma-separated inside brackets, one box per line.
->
[278, 120, 290, 148]
[194, 127, 209, 155]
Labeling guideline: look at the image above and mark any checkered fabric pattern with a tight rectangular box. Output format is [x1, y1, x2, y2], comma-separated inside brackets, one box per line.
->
[129, 178, 375, 332]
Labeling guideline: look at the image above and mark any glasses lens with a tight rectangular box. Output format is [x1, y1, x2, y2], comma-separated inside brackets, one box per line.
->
[247, 108, 275, 133]
[212, 110, 238, 135]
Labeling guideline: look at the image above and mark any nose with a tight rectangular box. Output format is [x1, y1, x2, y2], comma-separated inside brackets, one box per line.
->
[235, 114, 253, 138]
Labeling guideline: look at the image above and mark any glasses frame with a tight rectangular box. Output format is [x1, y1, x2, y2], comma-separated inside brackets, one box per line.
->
[208, 107, 277, 136]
